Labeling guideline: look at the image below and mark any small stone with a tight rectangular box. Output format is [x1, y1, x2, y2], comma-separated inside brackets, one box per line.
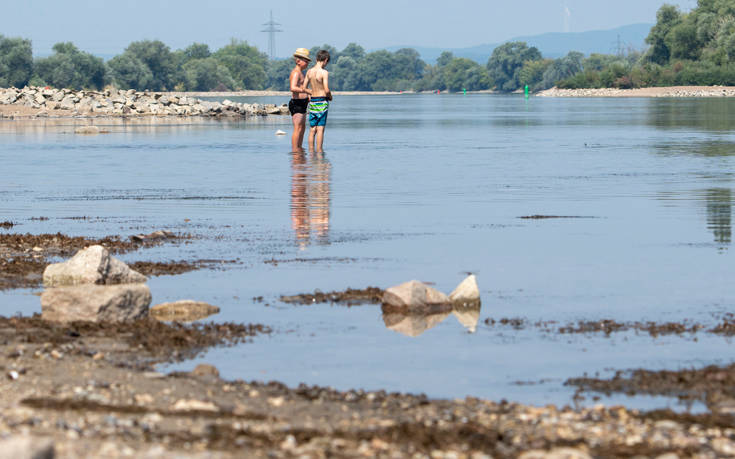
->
[191, 364, 219, 378]
[171, 399, 218, 412]
[7, 370, 19, 380]
[134, 393, 154, 405]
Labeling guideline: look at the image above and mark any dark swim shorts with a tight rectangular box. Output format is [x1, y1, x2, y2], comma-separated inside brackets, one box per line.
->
[288, 98, 308, 115]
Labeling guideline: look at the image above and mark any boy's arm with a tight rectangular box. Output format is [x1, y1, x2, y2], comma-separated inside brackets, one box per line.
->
[323, 71, 332, 101]
[302, 71, 313, 95]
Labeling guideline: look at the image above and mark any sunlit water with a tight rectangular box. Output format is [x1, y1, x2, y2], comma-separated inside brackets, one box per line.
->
[3, 94, 735, 410]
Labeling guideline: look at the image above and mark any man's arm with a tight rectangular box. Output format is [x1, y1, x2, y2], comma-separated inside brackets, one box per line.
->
[289, 70, 304, 94]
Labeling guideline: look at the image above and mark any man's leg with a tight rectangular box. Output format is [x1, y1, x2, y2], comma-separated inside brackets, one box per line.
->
[297, 115, 306, 151]
[291, 114, 304, 152]
[316, 126, 326, 153]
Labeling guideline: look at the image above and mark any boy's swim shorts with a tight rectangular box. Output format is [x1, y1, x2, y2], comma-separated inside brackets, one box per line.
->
[308, 97, 329, 127]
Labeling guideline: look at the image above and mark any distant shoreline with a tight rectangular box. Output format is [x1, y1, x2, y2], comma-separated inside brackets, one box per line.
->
[536, 86, 735, 98]
[167, 89, 498, 98]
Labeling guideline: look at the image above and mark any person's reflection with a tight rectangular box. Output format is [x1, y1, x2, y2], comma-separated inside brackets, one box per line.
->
[290, 152, 331, 249]
[381, 301, 482, 337]
[705, 188, 732, 249]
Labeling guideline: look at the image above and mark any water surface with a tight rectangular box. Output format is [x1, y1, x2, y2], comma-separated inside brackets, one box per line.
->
[3, 94, 735, 410]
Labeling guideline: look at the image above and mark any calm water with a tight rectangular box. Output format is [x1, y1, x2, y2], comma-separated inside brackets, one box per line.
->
[3, 94, 735, 410]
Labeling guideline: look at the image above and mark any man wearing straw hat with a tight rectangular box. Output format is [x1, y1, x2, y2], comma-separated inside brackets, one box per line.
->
[288, 48, 311, 152]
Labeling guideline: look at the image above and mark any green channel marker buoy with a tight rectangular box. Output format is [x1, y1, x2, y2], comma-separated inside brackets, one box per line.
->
[524, 84, 529, 99]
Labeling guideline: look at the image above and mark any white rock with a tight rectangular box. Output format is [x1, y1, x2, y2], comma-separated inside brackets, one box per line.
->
[43, 245, 146, 287]
[41, 283, 151, 322]
[171, 399, 218, 412]
[74, 126, 100, 135]
[275, 129, 287, 135]
[382, 280, 449, 311]
[449, 274, 480, 302]
[0, 435, 54, 459]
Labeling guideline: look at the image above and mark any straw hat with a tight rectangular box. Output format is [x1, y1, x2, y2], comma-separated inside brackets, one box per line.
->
[293, 48, 311, 62]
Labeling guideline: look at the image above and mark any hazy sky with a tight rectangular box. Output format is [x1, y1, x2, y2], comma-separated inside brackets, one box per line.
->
[8, 0, 697, 57]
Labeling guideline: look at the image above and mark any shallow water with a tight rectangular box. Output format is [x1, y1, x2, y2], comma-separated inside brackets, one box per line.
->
[3, 94, 735, 410]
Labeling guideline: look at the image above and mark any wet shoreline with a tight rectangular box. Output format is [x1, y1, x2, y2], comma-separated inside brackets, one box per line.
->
[2, 233, 735, 456]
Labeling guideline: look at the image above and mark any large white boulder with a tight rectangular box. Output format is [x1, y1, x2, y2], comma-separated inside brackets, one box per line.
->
[43, 245, 146, 287]
[382, 280, 449, 311]
[41, 283, 151, 322]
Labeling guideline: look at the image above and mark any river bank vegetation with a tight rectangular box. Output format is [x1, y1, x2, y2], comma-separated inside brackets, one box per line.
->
[0, 1, 732, 93]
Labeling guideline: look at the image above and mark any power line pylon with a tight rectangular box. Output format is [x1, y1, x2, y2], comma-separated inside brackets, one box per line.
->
[261, 10, 282, 60]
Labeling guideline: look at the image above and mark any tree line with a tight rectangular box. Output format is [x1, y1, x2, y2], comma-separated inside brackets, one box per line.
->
[1, 2, 734, 94]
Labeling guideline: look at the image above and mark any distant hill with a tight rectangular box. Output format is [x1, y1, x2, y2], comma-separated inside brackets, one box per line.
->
[385, 23, 653, 64]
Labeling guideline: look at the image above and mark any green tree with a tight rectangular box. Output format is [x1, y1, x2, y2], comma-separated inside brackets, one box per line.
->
[331, 55, 361, 90]
[182, 58, 236, 91]
[213, 40, 268, 90]
[436, 51, 454, 68]
[0, 35, 33, 88]
[645, 5, 682, 64]
[443, 57, 490, 91]
[34, 42, 105, 90]
[340, 43, 365, 60]
[266, 58, 294, 91]
[487, 41, 542, 91]
[541, 51, 584, 89]
[183, 43, 211, 60]
[124, 40, 175, 90]
[518, 58, 553, 91]
[107, 53, 153, 90]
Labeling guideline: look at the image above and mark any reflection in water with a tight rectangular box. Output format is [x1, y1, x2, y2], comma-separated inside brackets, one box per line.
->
[706, 188, 732, 248]
[290, 152, 331, 249]
[382, 301, 482, 337]
[647, 98, 735, 132]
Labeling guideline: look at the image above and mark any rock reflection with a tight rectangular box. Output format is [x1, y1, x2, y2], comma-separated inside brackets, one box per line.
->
[706, 188, 732, 249]
[382, 301, 482, 337]
[290, 152, 331, 249]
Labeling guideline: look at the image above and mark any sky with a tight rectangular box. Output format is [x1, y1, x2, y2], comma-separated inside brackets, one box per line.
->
[6, 0, 698, 58]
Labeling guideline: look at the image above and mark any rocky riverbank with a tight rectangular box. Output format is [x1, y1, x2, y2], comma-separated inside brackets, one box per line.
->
[536, 85, 735, 98]
[0, 86, 290, 120]
[4, 315, 735, 458]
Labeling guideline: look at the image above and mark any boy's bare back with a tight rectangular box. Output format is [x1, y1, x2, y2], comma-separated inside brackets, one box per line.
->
[306, 67, 330, 99]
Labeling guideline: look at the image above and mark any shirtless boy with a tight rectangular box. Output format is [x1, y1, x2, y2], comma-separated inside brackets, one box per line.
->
[303, 50, 332, 153]
[288, 48, 311, 153]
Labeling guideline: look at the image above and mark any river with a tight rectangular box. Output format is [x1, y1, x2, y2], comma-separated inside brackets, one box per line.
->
[2, 93, 735, 410]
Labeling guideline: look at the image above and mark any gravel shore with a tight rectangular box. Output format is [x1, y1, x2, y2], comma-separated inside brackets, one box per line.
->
[2, 314, 735, 458]
[536, 86, 735, 98]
